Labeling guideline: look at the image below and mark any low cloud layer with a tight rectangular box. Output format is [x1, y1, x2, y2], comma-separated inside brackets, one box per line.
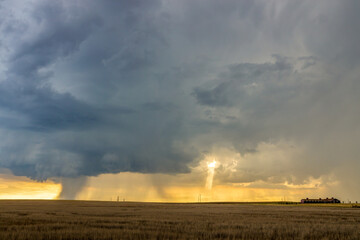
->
[0, 0, 359, 199]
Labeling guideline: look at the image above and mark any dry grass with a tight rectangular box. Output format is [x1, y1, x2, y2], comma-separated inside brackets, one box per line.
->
[0, 200, 359, 239]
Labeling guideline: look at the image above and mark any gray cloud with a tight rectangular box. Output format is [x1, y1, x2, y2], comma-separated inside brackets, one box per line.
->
[0, 0, 359, 199]
[57, 176, 87, 200]
[193, 53, 360, 199]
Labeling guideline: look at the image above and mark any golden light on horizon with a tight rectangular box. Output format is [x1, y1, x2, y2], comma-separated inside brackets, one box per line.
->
[73, 171, 332, 203]
[0, 173, 61, 200]
[0, 170, 332, 202]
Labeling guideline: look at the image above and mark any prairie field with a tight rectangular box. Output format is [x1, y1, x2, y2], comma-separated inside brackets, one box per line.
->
[0, 200, 359, 240]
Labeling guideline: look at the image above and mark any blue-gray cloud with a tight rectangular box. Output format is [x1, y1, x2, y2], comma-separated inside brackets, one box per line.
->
[0, 0, 360, 199]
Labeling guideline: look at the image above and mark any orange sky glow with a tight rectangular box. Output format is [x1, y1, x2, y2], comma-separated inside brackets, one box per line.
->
[0, 171, 333, 202]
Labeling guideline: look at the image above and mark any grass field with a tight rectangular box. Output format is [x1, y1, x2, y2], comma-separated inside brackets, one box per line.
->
[0, 200, 359, 239]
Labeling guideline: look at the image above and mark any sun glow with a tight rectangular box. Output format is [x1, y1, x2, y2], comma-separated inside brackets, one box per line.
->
[205, 160, 216, 190]
[207, 160, 216, 169]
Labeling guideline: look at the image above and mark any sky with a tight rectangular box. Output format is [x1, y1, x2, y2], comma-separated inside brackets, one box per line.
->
[0, 0, 359, 202]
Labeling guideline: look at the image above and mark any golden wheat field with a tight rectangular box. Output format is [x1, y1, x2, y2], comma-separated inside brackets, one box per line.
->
[0, 200, 359, 240]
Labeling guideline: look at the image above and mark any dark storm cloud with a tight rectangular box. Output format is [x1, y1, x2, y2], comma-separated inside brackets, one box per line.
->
[193, 55, 293, 107]
[0, 79, 99, 130]
[5, 1, 101, 77]
[0, 0, 193, 181]
[0, 0, 360, 199]
[193, 83, 230, 107]
[0, 1, 102, 131]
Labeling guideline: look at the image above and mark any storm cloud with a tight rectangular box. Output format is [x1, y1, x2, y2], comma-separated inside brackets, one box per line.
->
[0, 0, 360, 199]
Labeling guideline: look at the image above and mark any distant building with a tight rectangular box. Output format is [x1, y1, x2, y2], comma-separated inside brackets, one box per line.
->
[301, 197, 340, 204]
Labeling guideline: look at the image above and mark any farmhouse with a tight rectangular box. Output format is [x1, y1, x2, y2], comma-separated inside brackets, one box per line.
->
[300, 197, 341, 204]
